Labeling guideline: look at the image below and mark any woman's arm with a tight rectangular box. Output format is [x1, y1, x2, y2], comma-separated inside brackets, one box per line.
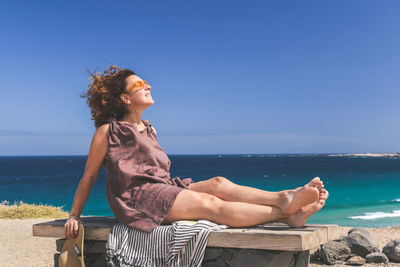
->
[64, 123, 109, 239]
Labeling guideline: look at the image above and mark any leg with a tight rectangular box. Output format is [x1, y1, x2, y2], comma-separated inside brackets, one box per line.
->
[162, 189, 287, 227]
[187, 176, 323, 215]
[162, 188, 328, 228]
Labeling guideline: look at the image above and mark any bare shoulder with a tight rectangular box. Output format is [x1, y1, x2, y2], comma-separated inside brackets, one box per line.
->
[96, 123, 110, 135]
[92, 123, 109, 144]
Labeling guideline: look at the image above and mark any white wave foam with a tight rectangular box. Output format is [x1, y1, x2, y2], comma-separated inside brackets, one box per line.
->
[392, 198, 400, 202]
[350, 210, 400, 220]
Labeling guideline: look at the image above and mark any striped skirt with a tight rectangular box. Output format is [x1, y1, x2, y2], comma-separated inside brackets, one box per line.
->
[105, 220, 227, 267]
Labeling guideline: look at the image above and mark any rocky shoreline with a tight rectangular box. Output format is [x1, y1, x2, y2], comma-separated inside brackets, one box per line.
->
[311, 226, 400, 266]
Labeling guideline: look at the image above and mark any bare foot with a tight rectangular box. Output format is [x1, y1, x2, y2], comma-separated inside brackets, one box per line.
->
[286, 189, 329, 228]
[279, 177, 322, 215]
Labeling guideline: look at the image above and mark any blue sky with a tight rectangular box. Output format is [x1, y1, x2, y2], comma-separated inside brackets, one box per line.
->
[0, 0, 399, 155]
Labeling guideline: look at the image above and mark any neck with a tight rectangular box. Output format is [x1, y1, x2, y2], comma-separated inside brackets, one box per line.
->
[120, 110, 144, 125]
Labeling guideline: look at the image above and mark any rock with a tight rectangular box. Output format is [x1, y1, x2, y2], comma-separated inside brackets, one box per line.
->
[346, 227, 379, 257]
[366, 252, 389, 263]
[201, 258, 227, 267]
[346, 255, 366, 265]
[335, 235, 348, 242]
[270, 251, 300, 267]
[203, 248, 224, 261]
[227, 249, 276, 267]
[220, 249, 233, 261]
[319, 241, 351, 265]
[348, 227, 371, 236]
[382, 239, 400, 262]
[310, 248, 320, 262]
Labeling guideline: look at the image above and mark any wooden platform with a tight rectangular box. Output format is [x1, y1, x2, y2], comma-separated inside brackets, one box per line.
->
[32, 216, 339, 252]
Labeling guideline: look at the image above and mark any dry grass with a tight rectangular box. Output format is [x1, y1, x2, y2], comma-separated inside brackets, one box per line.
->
[0, 200, 69, 219]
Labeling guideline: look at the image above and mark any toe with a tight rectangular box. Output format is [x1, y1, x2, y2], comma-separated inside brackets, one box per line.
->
[320, 190, 329, 200]
[309, 177, 322, 187]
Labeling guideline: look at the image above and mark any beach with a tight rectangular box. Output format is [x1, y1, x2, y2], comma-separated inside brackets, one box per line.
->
[1, 218, 399, 266]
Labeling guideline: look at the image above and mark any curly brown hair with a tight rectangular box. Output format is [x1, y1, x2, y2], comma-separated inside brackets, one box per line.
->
[81, 65, 136, 128]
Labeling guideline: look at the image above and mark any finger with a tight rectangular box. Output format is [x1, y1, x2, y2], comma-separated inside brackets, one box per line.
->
[72, 222, 77, 238]
[69, 223, 75, 238]
[74, 222, 79, 237]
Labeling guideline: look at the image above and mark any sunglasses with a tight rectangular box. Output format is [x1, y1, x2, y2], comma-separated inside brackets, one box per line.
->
[126, 80, 149, 92]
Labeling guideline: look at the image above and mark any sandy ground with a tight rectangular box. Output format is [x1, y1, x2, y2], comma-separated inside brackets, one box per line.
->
[0, 218, 59, 267]
[0, 218, 399, 267]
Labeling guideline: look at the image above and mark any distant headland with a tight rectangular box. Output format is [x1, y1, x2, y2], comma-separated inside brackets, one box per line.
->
[327, 153, 400, 158]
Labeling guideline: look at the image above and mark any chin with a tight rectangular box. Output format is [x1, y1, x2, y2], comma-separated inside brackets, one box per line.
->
[146, 100, 154, 107]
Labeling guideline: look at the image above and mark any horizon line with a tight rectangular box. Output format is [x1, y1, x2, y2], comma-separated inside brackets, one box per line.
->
[1, 152, 399, 157]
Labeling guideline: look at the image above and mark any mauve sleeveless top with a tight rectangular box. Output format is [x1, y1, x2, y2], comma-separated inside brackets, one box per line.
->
[103, 119, 193, 232]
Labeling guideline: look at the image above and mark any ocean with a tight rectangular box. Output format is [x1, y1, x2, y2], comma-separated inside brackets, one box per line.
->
[1, 154, 399, 228]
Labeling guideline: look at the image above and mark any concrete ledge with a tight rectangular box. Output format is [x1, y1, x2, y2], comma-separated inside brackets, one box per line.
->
[33, 216, 339, 267]
[32, 216, 339, 251]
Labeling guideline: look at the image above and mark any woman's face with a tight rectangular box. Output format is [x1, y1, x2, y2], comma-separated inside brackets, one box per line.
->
[124, 75, 154, 108]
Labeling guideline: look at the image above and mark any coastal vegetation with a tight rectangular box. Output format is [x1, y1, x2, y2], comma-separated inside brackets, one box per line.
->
[0, 200, 69, 219]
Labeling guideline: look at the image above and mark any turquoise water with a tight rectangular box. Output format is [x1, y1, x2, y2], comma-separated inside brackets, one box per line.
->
[0, 155, 399, 227]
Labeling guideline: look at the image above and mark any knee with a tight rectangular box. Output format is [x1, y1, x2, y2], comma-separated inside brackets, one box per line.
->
[196, 193, 223, 216]
[209, 176, 231, 191]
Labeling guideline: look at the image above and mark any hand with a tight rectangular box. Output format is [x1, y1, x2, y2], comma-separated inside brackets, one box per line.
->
[64, 217, 80, 239]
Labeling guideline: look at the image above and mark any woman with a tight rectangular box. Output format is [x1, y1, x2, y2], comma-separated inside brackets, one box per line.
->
[64, 65, 329, 239]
